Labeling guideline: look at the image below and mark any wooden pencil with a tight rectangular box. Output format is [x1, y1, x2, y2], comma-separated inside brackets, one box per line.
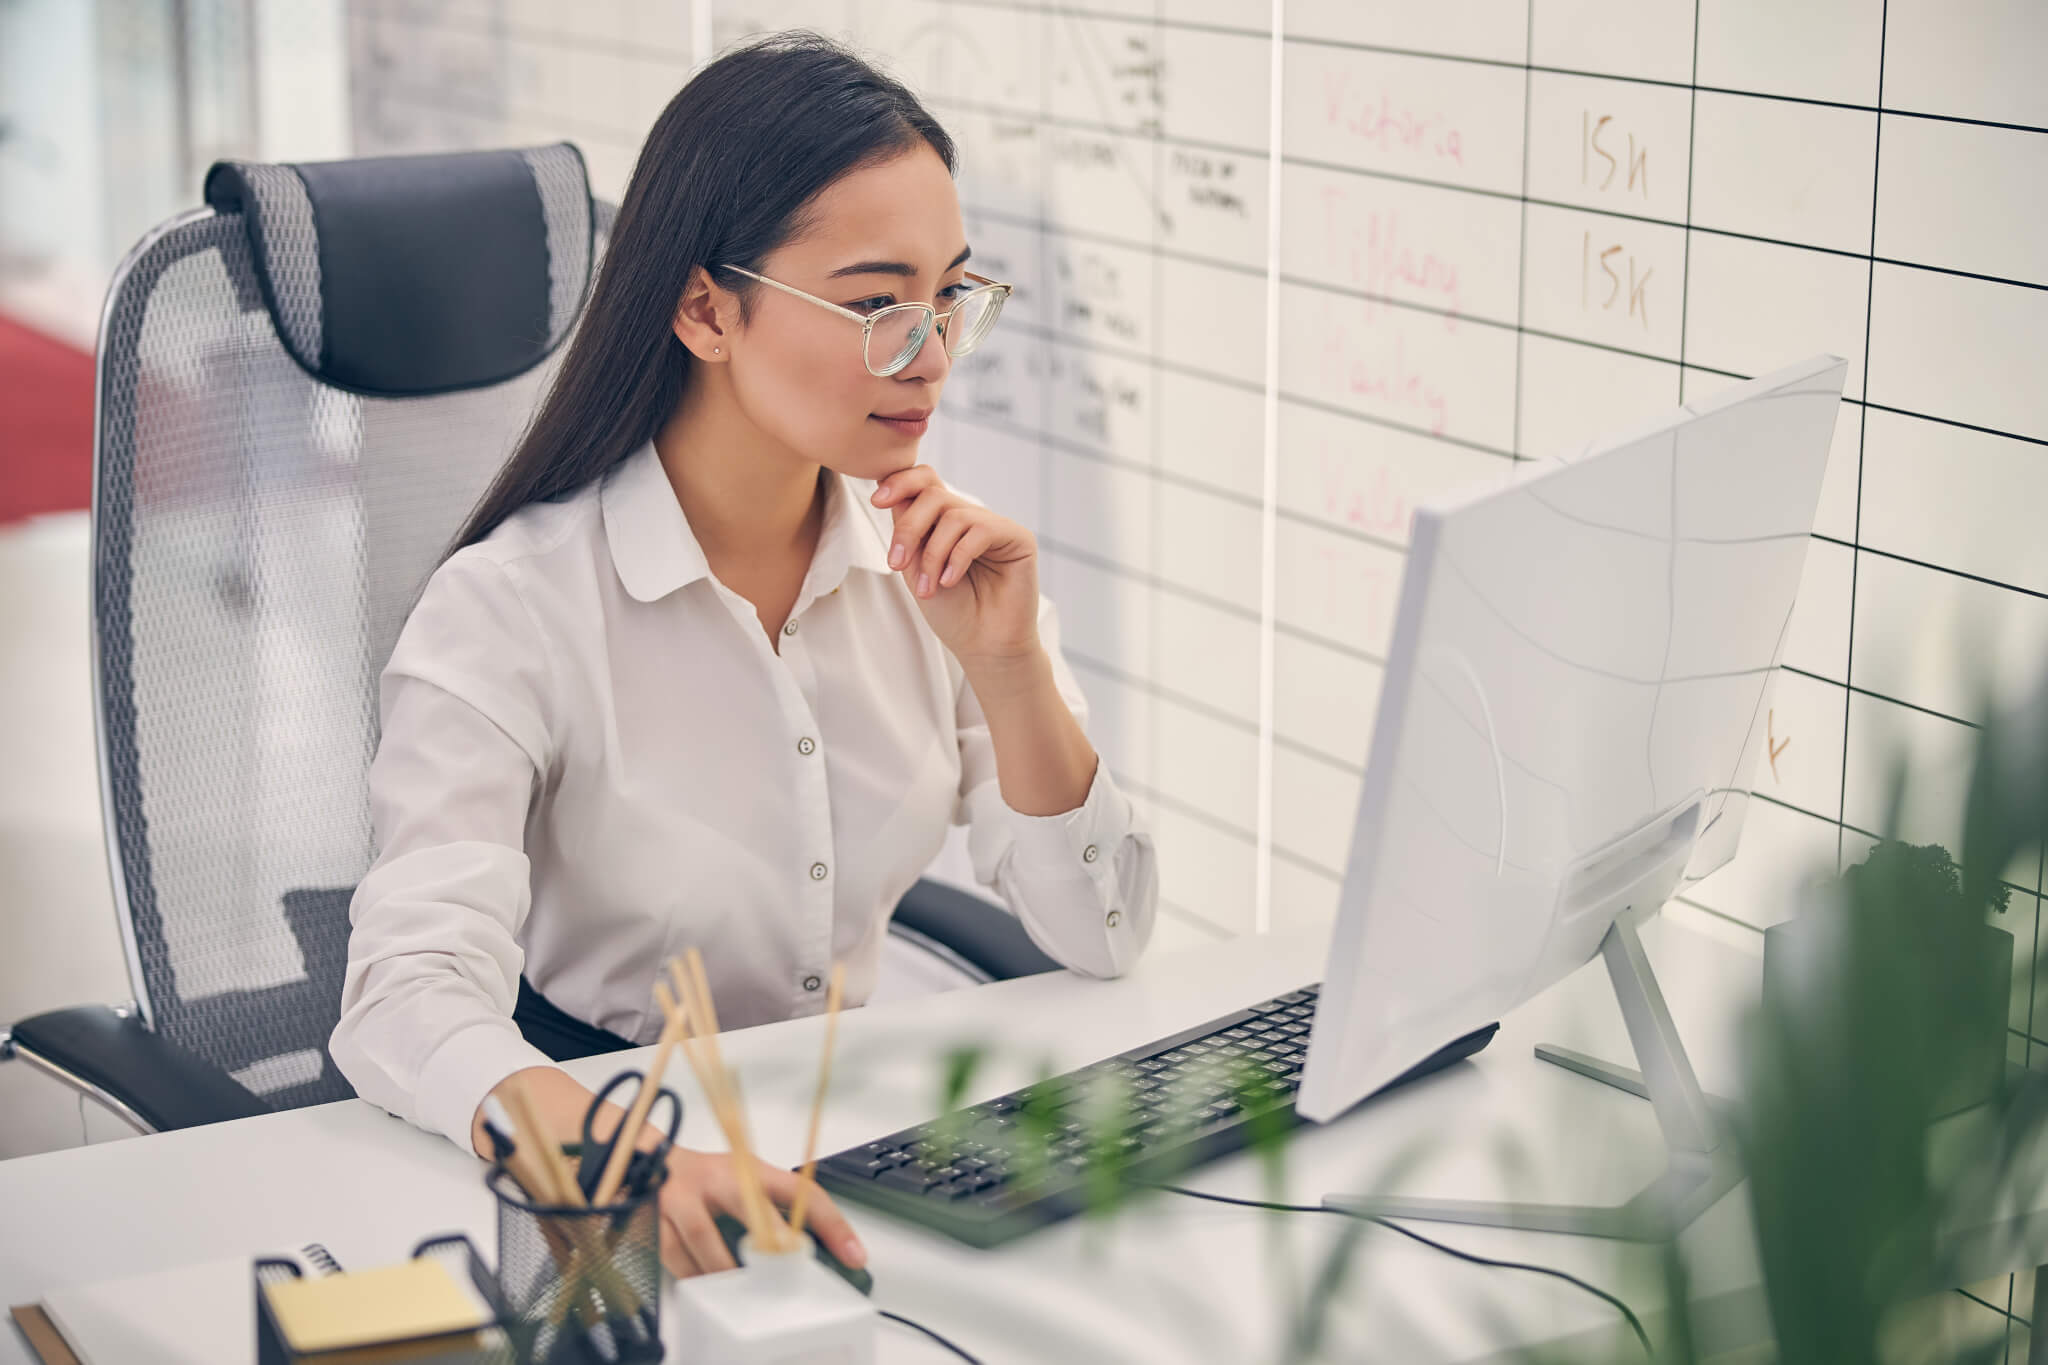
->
[787, 962, 846, 1239]
[499, 1077, 578, 1206]
[591, 967, 690, 1206]
[675, 952, 789, 1251]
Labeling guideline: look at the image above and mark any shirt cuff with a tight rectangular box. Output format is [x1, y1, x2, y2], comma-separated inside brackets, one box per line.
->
[415, 1018, 559, 1153]
[1000, 760, 1133, 884]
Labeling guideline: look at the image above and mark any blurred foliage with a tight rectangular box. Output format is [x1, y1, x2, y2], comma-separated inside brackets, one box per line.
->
[912, 688, 2048, 1362]
[1657, 682, 2048, 1365]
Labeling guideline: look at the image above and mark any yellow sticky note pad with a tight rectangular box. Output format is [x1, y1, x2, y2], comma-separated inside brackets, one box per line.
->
[263, 1259, 491, 1353]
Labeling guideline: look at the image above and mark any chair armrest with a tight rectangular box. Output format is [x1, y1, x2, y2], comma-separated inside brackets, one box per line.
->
[7, 1004, 270, 1132]
[891, 878, 1062, 983]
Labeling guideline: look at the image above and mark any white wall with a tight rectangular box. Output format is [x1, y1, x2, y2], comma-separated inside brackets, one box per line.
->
[0, 0, 107, 345]
[254, 0, 352, 162]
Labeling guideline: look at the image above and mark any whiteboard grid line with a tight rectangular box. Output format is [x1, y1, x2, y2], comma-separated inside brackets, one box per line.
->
[1820, 542, 2048, 606]
[1006, 305, 2048, 472]
[1254, 0, 1284, 935]
[1508, 1, 1536, 457]
[1067, 645, 1372, 780]
[949, 0, 1269, 41]
[1040, 537, 1393, 672]
[1148, 0, 1178, 931]
[1839, 0, 1888, 875]
[1276, 31, 2048, 139]
[344, 6, 697, 63]
[971, 181, 2048, 301]
[1120, 770, 1350, 886]
[1780, 666, 1981, 733]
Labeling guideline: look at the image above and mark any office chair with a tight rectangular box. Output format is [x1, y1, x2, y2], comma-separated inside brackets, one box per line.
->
[0, 145, 1054, 1136]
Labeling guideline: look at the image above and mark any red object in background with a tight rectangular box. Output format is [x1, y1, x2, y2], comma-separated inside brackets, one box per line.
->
[1, 311, 96, 526]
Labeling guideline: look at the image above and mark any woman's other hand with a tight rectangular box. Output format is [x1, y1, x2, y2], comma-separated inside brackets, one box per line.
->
[654, 1148, 866, 1277]
[871, 465, 1040, 667]
[474, 1068, 865, 1279]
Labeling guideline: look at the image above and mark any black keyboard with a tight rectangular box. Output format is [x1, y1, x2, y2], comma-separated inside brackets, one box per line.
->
[817, 984, 1499, 1248]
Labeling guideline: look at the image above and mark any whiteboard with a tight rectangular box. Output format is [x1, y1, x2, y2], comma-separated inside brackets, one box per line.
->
[348, 1, 2048, 960]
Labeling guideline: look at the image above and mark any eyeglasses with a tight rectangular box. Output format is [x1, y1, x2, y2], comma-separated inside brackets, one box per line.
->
[717, 264, 1013, 377]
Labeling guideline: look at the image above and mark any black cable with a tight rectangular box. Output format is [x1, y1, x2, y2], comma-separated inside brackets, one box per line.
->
[1147, 1183, 1653, 1358]
[880, 1308, 985, 1363]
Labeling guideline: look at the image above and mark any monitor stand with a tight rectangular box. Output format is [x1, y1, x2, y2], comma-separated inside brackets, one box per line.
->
[1322, 915, 1742, 1240]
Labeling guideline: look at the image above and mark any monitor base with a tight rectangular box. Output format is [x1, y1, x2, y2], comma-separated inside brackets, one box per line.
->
[1323, 917, 1742, 1241]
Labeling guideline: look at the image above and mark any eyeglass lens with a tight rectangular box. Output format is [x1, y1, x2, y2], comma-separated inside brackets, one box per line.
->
[865, 287, 1006, 376]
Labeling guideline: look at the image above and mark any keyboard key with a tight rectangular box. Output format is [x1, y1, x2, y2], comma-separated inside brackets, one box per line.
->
[877, 1167, 945, 1196]
[1280, 991, 1311, 1004]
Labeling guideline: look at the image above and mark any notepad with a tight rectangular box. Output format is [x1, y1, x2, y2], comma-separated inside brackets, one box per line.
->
[263, 1258, 492, 1354]
[39, 1256, 251, 1365]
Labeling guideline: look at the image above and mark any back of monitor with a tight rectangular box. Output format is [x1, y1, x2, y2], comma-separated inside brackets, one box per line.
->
[1300, 354, 1849, 1126]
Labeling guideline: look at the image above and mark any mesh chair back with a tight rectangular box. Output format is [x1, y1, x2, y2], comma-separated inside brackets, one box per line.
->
[92, 146, 613, 1110]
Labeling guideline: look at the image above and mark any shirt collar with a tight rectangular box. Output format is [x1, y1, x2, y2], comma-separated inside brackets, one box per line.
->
[813, 463, 896, 587]
[601, 441, 711, 602]
[600, 441, 894, 604]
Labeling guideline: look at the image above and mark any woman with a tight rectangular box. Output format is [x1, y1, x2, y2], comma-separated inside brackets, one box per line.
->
[329, 32, 1158, 1280]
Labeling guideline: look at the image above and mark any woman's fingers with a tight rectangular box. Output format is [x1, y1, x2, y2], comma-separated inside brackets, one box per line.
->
[919, 506, 983, 594]
[871, 464, 940, 508]
[753, 1162, 868, 1268]
[652, 1155, 867, 1276]
[657, 1211, 701, 1278]
[886, 486, 955, 576]
[668, 1188, 737, 1275]
[938, 522, 992, 589]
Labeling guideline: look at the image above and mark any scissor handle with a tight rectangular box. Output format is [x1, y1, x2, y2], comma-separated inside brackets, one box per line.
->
[582, 1068, 649, 1151]
[577, 1071, 686, 1202]
[639, 1085, 683, 1150]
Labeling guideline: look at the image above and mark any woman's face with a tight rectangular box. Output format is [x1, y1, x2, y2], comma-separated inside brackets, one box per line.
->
[722, 145, 972, 482]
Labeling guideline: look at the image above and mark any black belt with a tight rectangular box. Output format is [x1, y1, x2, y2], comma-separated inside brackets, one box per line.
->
[512, 976, 636, 1062]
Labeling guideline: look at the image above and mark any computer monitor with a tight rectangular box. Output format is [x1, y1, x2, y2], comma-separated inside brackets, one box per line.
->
[1297, 355, 1850, 1238]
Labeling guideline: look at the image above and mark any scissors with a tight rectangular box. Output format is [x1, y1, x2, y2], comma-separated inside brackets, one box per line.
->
[576, 1069, 684, 1204]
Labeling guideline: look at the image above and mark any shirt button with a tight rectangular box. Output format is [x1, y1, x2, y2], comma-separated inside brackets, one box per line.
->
[797, 736, 816, 756]
[803, 974, 823, 992]
[783, 619, 799, 637]
[1105, 909, 1122, 928]
[1082, 844, 1100, 864]
[810, 861, 828, 881]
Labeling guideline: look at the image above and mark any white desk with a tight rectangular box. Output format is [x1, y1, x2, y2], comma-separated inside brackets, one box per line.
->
[0, 915, 1772, 1363]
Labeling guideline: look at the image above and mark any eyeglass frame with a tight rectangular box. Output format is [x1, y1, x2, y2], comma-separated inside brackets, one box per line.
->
[715, 263, 1014, 377]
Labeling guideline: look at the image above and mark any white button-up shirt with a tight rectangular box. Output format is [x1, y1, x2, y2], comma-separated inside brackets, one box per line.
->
[329, 441, 1158, 1150]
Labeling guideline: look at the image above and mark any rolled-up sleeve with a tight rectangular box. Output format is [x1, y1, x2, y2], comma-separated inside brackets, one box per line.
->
[328, 554, 561, 1150]
[956, 593, 1159, 978]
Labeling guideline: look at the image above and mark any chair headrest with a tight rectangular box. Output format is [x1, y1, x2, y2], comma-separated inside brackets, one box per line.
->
[203, 144, 593, 397]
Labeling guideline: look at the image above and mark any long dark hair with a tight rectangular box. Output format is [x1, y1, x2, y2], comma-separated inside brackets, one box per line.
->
[447, 31, 956, 556]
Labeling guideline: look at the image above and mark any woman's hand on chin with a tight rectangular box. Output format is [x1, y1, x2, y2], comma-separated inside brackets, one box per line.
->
[871, 465, 1042, 671]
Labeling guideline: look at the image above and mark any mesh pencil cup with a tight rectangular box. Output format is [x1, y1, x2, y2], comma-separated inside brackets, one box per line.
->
[489, 1163, 663, 1365]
